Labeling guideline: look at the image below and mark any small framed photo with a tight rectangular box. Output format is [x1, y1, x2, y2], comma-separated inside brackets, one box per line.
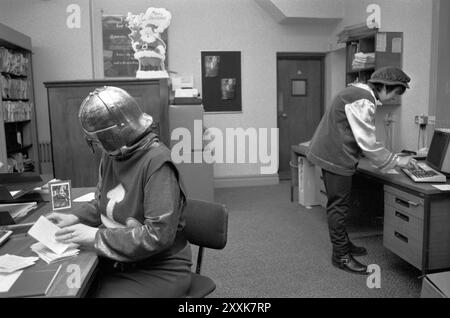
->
[49, 180, 72, 211]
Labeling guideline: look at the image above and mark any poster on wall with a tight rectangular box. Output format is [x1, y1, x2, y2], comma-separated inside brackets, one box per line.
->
[201, 51, 242, 112]
[102, 13, 170, 78]
[102, 15, 138, 77]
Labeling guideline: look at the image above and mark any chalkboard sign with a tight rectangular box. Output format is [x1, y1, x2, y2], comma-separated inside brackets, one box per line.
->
[102, 15, 138, 77]
[201, 51, 242, 112]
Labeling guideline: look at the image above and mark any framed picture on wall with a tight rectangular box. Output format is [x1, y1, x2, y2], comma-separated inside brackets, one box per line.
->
[201, 51, 242, 112]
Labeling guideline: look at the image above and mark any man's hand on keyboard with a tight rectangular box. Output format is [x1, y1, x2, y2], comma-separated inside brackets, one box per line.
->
[396, 156, 419, 170]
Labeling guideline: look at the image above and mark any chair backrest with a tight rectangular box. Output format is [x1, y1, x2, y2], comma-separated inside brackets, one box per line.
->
[183, 199, 228, 250]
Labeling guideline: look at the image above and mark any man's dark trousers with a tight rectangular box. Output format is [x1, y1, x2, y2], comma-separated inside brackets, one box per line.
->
[322, 169, 353, 257]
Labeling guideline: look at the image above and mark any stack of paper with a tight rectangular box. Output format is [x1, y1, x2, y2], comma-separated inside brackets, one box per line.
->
[30, 242, 79, 264]
[0, 254, 38, 274]
[352, 52, 375, 69]
[27, 216, 79, 263]
[0, 270, 23, 293]
[28, 216, 72, 254]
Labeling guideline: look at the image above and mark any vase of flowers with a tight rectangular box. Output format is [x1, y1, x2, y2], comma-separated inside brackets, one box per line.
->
[126, 8, 171, 78]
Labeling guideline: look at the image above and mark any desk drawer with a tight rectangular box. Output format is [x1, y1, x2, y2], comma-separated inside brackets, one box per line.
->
[383, 222, 423, 269]
[384, 186, 424, 220]
[384, 204, 423, 243]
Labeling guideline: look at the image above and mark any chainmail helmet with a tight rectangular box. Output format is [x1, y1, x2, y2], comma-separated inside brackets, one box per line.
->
[78, 86, 153, 154]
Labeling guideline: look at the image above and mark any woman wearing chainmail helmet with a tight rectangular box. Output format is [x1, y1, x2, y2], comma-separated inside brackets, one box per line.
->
[46, 86, 192, 297]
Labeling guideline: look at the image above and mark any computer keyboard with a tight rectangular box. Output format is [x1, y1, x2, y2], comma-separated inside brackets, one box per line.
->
[402, 163, 447, 183]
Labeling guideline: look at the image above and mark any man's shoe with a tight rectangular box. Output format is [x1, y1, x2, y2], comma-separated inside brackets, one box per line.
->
[349, 243, 367, 256]
[332, 253, 368, 275]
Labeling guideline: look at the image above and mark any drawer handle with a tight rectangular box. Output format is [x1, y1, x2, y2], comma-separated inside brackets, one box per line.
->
[395, 211, 409, 222]
[394, 231, 409, 243]
[395, 197, 419, 208]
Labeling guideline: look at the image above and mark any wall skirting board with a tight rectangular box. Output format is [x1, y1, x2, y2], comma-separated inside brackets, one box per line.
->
[214, 174, 279, 188]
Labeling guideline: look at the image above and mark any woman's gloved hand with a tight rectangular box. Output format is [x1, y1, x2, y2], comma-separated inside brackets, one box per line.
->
[46, 212, 79, 228]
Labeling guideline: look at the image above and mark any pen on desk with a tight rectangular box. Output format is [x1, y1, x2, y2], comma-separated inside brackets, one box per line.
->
[6, 222, 35, 228]
[45, 264, 62, 295]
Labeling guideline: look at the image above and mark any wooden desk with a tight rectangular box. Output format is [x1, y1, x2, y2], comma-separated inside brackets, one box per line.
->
[0, 188, 98, 297]
[291, 145, 450, 274]
[357, 159, 450, 275]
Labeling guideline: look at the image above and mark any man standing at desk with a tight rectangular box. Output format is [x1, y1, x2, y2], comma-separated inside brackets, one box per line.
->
[306, 67, 417, 275]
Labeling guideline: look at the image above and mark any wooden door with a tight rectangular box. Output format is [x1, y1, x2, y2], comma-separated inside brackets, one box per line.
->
[277, 56, 324, 180]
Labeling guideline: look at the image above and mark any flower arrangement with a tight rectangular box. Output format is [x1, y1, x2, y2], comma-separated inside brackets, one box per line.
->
[125, 8, 172, 78]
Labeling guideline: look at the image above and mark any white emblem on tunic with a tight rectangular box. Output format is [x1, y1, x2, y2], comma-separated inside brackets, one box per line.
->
[102, 184, 126, 228]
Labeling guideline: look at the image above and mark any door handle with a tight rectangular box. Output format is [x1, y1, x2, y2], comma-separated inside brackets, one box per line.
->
[395, 197, 419, 208]
[281, 113, 287, 118]
[395, 211, 409, 222]
[394, 231, 409, 243]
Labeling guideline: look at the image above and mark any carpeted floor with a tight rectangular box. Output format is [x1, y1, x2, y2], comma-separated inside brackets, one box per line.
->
[197, 181, 422, 298]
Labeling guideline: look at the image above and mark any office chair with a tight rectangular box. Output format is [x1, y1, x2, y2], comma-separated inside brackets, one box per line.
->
[183, 199, 228, 298]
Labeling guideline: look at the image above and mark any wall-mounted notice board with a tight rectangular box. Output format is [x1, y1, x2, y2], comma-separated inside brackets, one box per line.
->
[201, 51, 242, 112]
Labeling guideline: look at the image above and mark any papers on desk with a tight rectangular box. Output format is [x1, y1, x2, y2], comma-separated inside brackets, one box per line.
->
[0, 254, 38, 274]
[31, 242, 79, 264]
[1, 263, 62, 297]
[28, 216, 72, 255]
[0, 202, 37, 220]
[432, 184, 450, 191]
[0, 270, 23, 293]
[73, 192, 95, 202]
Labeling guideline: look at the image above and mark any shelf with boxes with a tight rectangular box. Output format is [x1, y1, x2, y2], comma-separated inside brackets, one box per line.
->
[338, 24, 403, 106]
[0, 23, 39, 174]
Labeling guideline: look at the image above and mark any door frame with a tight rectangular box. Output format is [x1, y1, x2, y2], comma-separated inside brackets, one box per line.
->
[276, 52, 326, 178]
[276, 52, 326, 123]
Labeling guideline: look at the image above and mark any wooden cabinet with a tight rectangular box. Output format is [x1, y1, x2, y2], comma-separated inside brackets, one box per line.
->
[383, 185, 450, 271]
[339, 24, 403, 105]
[45, 79, 169, 187]
[0, 23, 40, 174]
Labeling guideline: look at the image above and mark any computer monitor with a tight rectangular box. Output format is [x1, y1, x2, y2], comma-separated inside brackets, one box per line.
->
[426, 129, 450, 175]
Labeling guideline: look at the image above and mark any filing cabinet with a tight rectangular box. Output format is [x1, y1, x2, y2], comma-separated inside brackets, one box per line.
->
[168, 103, 214, 202]
[383, 185, 450, 271]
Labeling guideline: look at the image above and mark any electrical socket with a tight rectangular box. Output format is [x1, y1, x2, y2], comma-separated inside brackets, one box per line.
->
[415, 115, 428, 125]
[428, 116, 436, 126]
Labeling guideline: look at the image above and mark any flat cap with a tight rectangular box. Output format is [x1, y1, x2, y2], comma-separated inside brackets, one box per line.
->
[368, 66, 411, 88]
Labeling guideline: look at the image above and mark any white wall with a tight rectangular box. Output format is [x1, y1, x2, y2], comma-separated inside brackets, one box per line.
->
[0, 0, 436, 180]
[0, 0, 92, 142]
[92, 0, 336, 178]
[0, 0, 336, 180]
[327, 0, 434, 152]
[255, 0, 344, 23]
[324, 48, 346, 108]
